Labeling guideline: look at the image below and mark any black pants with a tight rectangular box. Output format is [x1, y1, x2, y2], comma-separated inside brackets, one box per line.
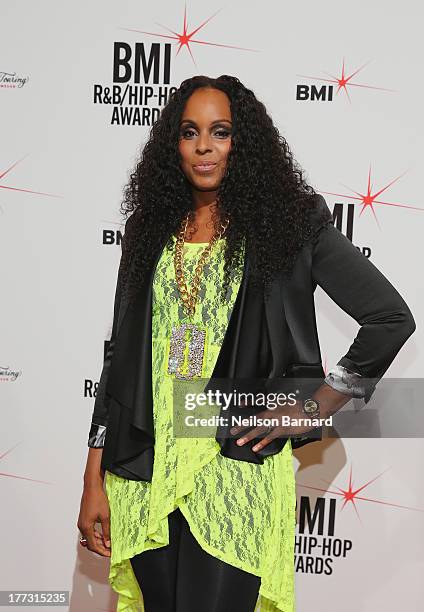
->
[129, 506, 261, 612]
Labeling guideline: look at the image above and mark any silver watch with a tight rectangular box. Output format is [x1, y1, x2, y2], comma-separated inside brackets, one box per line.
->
[302, 398, 320, 418]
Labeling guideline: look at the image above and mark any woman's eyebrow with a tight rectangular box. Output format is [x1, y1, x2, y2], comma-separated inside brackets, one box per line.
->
[180, 119, 232, 126]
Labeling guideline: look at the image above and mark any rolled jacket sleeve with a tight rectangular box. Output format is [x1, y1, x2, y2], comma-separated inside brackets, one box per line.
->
[87, 221, 128, 448]
[311, 195, 416, 403]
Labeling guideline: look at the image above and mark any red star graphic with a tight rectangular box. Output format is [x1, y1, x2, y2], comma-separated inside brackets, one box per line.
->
[0, 154, 61, 199]
[0, 443, 51, 484]
[297, 57, 397, 103]
[297, 464, 424, 523]
[120, 3, 259, 69]
[320, 165, 424, 229]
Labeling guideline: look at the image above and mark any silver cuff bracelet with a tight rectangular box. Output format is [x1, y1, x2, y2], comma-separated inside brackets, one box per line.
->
[324, 364, 367, 398]
[88, 422, 107, 448]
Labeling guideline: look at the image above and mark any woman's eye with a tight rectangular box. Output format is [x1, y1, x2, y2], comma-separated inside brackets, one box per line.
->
[181, 128, 196, 138]
[215, 129, 231, 138]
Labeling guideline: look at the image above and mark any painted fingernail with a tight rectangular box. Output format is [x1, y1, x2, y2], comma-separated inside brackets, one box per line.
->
[236, 438, 245, 445]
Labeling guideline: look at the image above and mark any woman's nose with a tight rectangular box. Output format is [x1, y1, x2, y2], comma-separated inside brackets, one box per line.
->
[196, 132, 212, 151]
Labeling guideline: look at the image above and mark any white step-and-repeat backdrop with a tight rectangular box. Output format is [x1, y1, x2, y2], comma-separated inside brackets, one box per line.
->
[1, 1, 422, 611]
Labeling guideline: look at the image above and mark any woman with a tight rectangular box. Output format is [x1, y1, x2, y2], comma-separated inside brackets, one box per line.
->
[77, 75, 415, 612]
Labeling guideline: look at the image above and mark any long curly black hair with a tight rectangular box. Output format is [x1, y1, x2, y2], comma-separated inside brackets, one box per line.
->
[118, 74, 330, 303]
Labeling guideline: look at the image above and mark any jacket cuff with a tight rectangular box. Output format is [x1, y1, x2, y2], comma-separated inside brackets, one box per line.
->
[88, 422, 107, 448]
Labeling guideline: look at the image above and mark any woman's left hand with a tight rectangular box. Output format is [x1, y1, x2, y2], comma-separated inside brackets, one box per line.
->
[228, 400, 319, 452]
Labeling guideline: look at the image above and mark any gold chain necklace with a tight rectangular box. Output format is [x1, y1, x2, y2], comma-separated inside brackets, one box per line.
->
[174, 212, 229, 318]
[167, 211, 229, 381]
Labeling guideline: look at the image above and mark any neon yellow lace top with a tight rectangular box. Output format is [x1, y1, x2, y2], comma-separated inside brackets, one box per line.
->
[104, 236, 296, 612]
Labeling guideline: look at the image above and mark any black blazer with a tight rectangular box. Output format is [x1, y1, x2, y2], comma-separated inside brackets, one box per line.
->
[89, 195, 415, 481]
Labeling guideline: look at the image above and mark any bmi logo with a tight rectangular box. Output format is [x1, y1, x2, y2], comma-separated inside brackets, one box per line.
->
[296, 58, 396, 103]
[93, 5, 256, 125]
[320, 165, 424, 254]
[295, 464, 424, 575]
[296, 495, 352, 574]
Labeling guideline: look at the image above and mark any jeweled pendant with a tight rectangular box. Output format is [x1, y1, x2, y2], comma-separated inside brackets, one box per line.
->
[167, 321, 206, 380]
